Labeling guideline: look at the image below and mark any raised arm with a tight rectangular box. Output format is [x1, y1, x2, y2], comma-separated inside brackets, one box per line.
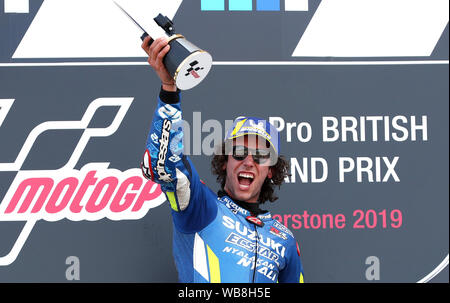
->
[140, 36, 217, 233]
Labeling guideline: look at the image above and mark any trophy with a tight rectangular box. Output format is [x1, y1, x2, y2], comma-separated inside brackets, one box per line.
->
[114, 2, 213, 90]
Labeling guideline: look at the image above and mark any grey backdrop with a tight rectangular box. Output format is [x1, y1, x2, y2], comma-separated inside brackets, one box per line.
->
[0, 0, 448, 282]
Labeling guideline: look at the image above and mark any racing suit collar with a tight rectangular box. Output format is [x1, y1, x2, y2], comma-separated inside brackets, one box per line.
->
[217, 190, 270, 218]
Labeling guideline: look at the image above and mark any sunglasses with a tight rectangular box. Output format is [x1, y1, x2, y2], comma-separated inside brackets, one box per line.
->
[231, 145, 271, 164]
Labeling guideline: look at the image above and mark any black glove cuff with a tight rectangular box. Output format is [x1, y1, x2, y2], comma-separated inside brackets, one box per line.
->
[159, 86, 180, 104]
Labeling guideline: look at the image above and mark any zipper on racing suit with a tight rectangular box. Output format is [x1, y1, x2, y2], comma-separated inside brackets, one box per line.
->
[252, 224, 259, 283]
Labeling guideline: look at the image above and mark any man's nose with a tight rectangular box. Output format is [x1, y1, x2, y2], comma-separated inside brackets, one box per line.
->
[242, 153, 255, 166]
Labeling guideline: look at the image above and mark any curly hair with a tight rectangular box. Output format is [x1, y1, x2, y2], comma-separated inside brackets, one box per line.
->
[211, 142, 290, 204]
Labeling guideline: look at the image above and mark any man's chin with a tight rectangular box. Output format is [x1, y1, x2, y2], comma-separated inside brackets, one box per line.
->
[233, 191, 258, 203]
[224, 184, 258, 203]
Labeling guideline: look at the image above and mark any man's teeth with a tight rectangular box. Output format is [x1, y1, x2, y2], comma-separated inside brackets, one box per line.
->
[238, 173, 254, 179]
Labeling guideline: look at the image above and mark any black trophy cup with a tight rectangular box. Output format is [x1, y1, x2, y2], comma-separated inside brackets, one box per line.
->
[148, 14, 213, 90]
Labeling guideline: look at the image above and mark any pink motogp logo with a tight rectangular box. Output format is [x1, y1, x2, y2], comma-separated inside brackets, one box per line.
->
[0, 97, 165, 266]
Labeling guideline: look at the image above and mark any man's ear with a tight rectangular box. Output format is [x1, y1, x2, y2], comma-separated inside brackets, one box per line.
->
[222, 157, 228, 171]
[267, 167, 273, 179]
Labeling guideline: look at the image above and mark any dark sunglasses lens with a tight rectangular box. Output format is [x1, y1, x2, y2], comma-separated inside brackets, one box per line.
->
[232, 146, 270, 164]
[253, 152, 270, 164]
[232, 155, 246, 161]
[232, 146, 248, 161]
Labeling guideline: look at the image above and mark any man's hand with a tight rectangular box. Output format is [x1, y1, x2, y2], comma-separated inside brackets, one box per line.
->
[141, 36, 177, 92]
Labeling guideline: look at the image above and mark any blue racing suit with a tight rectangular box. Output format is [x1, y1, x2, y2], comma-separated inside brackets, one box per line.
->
[141, 89, 305, 283]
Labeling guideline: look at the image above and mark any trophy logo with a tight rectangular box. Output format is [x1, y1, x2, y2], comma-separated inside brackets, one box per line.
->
[185, 61, 204, 78]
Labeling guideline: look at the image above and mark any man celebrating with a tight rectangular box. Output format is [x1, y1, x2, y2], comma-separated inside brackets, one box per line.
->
[140, 36, 304, 283]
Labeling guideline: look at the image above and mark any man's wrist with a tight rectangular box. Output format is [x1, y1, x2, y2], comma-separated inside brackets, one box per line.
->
[162, 83, 177, 92]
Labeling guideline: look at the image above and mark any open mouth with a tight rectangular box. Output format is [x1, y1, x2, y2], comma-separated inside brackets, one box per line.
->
[237, 172, 254, 189]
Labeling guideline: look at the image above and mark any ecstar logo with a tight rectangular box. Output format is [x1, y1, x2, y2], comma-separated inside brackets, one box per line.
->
[0, 97, 165, 266]
[222, 215, 286, 257]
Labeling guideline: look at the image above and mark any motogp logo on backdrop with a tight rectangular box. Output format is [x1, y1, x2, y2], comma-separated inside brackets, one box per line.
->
[0, 98, 165, 266]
